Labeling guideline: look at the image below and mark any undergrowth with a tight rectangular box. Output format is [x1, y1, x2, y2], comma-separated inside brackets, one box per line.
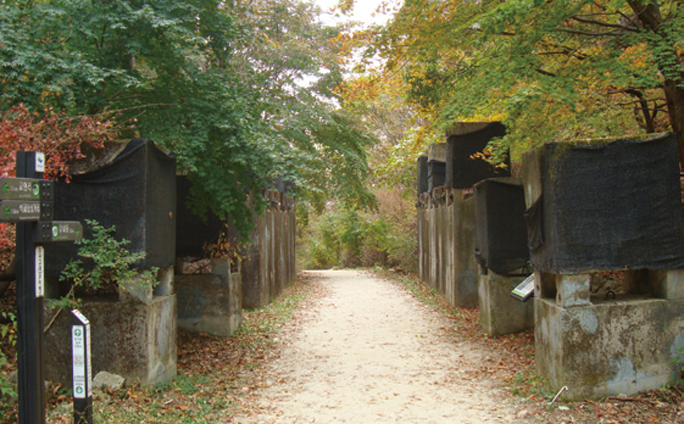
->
[378, 268, 453, 316]
[40, 273, 315, 423]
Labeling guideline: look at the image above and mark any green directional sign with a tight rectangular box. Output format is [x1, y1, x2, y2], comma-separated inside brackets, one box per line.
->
[34, 221, 83, 243]
[0, 200, 41, 222]
[0, 200, 53, 222]
[0, 178, 53, 201]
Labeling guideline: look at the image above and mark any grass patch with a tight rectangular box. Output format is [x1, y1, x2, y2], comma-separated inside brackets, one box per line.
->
[510, 370, 554, 400]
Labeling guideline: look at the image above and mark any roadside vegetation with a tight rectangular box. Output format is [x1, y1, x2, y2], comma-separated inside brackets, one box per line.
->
[0, 273, 317, 423]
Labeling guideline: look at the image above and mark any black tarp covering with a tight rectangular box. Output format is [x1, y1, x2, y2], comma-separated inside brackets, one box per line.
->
[474, 178, 529, 275]
[428, 160, 446, 191]
[523, 133, 684, 273]
[445, 122, 510, 189]
[45, 139, 176, 280]
[417, 156, 429, 195]
[176, 176, 229, 258]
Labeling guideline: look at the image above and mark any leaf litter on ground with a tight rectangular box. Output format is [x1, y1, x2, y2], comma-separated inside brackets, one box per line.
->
[2, 269, 683, 423]
[375, 268, 684, 424]
[36, 272, 324, 424]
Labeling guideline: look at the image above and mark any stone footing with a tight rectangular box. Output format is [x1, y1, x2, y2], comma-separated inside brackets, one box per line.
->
[44, 294, 177, 388]
[478, 272, 533, 336]
[417, 188, 479, 307]
[176, 259, 242, 337]
[535, 296, 684, 400]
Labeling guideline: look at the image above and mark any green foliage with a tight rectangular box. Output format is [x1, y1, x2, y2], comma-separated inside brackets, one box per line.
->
[339, 73, 431, 197]
[376, 0, 684, 164]
[298, 191, 417, 271]
[55, 219, 158, 308]
[0, 0, 377, 238]
[510, 371, 553, 400]
[0, 312, 17, 404]
[231, 0, 378, 211]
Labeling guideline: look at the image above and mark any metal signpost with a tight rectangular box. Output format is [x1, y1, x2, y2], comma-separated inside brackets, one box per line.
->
[71, 310, 92, 423]
[11, 152, 83, 424]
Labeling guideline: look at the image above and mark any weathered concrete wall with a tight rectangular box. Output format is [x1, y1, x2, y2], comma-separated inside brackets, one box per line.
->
[44, 293, 177, 388]
[417, 187, 479, 307]
[242, 191, 296, 309]
[176, 258, 242, 337]
[535, 294, 684, 400]
[478, 272, 533, 337]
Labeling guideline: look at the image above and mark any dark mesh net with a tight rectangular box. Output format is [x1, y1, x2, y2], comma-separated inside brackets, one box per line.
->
[524, 133, 684, 273]
[475, 178, 529, 275]
[45, 139, 176, 279]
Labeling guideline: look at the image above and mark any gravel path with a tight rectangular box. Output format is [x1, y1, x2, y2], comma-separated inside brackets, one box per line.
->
[234, 269, 521, 424]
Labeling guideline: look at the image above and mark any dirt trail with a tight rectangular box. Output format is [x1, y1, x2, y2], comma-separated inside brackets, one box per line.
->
[233, 269, 524, 423]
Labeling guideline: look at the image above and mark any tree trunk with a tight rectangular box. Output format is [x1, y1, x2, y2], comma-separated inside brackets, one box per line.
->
[628, 0, 684, 168]
[662, 80, 684, 169]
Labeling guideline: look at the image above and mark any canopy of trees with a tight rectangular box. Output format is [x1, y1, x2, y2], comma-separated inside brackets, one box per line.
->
[0, 0, 376, 237]
[366, 0, 683, 166]
[2, 0, 681, 237]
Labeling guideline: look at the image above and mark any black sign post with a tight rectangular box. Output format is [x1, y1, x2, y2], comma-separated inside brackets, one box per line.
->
[15, 151, 48, 424]
[71, 310, 93, 424]
[11, 152, 83, 424]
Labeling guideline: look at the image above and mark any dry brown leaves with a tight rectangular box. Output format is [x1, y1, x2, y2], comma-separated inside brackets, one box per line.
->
[381, 271, 684, 424]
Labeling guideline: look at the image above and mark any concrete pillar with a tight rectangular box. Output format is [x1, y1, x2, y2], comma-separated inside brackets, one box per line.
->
[535, 296, 684, 400]
[652, 269, 684, 300]
[176, 258, 242, 337]
[478, 272, 533, 336]
[555, 273, 591, 307]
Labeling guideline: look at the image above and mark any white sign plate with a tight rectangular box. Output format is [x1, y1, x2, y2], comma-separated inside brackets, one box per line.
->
[35, 246, 44, 297]
[72, 309, 90, 325]
[35, 153, 45, 173]
[511, 274, 535, 301]
[86, 323, 92, 397]
[72, 325, 86, 399]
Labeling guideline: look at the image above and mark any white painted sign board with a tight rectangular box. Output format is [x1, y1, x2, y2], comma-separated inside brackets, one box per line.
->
[71, 310, 92, 399]
[511, 274, 535, 301]
[34, 246, 44, 298]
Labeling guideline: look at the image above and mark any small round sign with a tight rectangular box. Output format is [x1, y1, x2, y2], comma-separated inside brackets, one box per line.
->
[31, 183, 39, 198]
[52, 226, 59, 238]
[74, 329, 82, 337]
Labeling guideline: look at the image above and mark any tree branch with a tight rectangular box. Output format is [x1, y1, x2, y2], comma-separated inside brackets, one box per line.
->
[99, 23, 108, 50]
[624, 88, 655, 132]
[535, 68, 556, 77]
[626, 0, 664, 31]
[569, 16, 638, 32]
[558, 28, 624, 37]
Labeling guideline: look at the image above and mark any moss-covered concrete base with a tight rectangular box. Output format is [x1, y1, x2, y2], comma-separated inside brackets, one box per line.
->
[478, 272, 533, 336]
[176, 259, 242, 337]
[535, 296, 684, 400]
[44, 295, 177, 388]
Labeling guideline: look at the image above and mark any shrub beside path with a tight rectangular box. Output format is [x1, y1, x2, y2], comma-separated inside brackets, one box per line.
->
[233, 269, 523, 423]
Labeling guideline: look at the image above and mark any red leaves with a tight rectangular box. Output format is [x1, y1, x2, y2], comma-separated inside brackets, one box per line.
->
[0, 104, 117, 250]
[0, 104, 116, 180]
